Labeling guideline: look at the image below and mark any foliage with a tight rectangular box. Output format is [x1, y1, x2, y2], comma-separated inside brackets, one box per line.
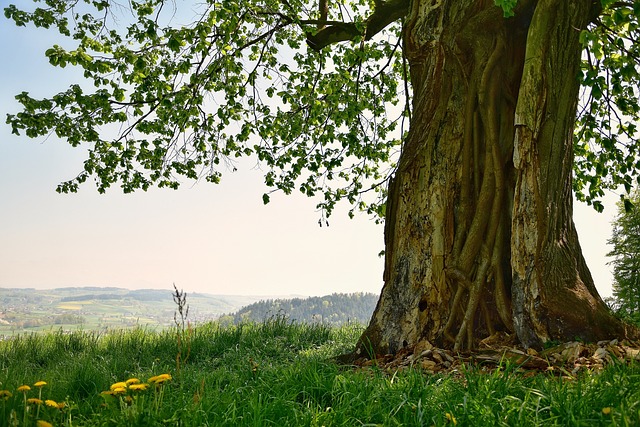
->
[493, 0, 517, 17]
[4, 0, 406, 218]
[575, 0, 640, 212]
[7, 0, 640, 216]
[607, 190, 640, 325]
[2, 322, 640, 425]
[222, 292, 378, 326]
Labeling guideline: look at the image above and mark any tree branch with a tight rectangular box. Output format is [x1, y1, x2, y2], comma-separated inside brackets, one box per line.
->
[306, 0, 409, 51]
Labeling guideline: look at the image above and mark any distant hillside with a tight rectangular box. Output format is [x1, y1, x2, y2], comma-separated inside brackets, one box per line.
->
[59, 289, 168, 302]
[0, 287, 295, 336]
[221, 293, 379, 326]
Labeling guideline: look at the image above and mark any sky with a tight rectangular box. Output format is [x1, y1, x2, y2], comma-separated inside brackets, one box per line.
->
[0, 2, 621, 298]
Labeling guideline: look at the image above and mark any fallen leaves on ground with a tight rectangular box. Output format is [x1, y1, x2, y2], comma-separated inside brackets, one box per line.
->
[347, 334, 640, 377]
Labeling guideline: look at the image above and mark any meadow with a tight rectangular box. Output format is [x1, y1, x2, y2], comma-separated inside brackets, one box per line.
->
[1, 317, 639, 426]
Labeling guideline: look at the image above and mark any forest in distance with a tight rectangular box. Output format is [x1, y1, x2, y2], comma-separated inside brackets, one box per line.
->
[0, 287, 377, 337]
[217, 293, 379, 326]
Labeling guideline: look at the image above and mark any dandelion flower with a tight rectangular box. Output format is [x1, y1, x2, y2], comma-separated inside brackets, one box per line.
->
[602, 407, 612, 415]
[110, 382, 127, 391]
[112, 387, 127, 395]
[45, 399, 58, 408]
[57, 402, 66, 410]
[34, 381, 47, 388]
[126, 378, 140, 385]
[17, 385, 31, 393]
[0, 390, 12, 400]
[27, 398, 43, 405]
[445, 412, 457, 425]
[36, 421, 53, 427]
[149, 373, 172, 383]
[129, 383, 149, 391]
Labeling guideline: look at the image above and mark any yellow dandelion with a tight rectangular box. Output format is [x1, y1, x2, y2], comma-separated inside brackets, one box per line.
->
[125, 378, 140, 385]
[112, 387, 127, 395]
[602, 407, 612, 415]
[149, 373, 171, 383]
[34, 381, 47, 388]
[124, 395, 133, 405]
[57, 402, 66, 410]
[0, 390, 12, 399]
[110, 382, 127, 391]
[445, 412, 457, 425]
[129, 383, 149, 391]
[17, 385, 31, 393]
[45, 399, 58, 408]
[36, 421, 53, 427]
[27, 398, 43, 405]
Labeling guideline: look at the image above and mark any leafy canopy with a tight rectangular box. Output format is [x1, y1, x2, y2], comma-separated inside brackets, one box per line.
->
[5, 0, 406, 218]
[576, 0, 640, 212]
[4, 0, 640, 215]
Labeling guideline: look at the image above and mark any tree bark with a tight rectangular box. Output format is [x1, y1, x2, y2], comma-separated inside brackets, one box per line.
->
[357, 0, 633, 355]
[510, 0, 628, 348]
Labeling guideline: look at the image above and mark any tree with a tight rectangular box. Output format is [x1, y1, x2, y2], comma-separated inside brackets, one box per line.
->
[607, 191, 640, 325]
[5, 0, 640, 352]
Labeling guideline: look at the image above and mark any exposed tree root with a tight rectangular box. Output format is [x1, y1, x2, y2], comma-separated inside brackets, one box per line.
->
[440, 33, 515, 350]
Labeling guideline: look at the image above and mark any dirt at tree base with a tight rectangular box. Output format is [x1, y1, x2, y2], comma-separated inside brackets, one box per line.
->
[343, 333, 640, 377]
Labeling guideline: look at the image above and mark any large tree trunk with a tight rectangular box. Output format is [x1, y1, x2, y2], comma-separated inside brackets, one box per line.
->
[358, 0, 630, 355]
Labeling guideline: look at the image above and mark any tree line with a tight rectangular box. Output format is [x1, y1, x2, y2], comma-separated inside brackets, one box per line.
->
[218, 293, 379, 326]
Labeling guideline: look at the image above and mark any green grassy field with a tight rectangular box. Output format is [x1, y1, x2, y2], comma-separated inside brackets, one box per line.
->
[1, 319, 639, 426]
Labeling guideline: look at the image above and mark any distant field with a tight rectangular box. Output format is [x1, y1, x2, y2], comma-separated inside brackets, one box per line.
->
[57, 304, 84, 310]
[0, 287, 288, 336]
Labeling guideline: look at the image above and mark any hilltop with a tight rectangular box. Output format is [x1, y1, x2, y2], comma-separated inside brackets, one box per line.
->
[220, 292, 378, 326]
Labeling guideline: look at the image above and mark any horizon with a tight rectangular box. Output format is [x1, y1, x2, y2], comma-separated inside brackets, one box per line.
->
[0, 284, 378, 298]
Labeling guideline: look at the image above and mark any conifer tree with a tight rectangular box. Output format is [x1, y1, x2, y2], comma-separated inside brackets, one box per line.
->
[608, 192, 640, 325]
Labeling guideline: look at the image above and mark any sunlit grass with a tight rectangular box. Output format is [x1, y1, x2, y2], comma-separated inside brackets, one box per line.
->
[0, 319, 639, 425]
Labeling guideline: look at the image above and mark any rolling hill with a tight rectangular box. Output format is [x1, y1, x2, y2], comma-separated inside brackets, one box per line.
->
[220, 292, 378, 326]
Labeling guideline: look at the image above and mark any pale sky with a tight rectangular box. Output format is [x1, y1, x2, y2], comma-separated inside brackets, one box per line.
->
[0, 2, 619, 298]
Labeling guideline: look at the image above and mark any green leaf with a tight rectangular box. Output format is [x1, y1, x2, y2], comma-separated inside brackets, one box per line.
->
[493, 0, 517, 17]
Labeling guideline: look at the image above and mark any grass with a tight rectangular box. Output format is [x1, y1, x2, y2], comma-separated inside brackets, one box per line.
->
[0, 318, 639, 426]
